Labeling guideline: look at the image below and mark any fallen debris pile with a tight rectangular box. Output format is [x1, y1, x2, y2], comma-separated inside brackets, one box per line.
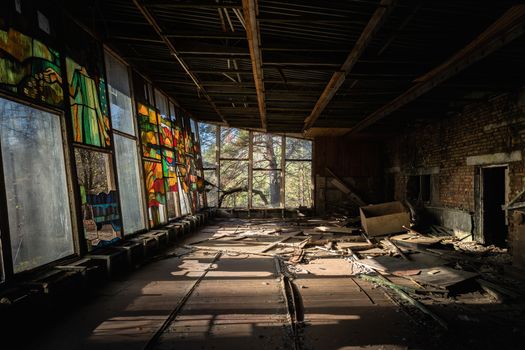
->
[181, 216, 524, 334]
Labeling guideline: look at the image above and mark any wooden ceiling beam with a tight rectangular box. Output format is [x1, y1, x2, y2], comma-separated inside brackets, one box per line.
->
[132, 0, 228, 125]
[347, 4, 525, 135]
[243, 0, 267, 130]
[303, 0, 395, 131]
[164, 31, 246, 39]
[142, 0, 242, 8]
[257, 14, 368, 24]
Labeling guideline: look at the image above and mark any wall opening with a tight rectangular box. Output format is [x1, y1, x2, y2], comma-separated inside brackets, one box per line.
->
[482, 166, 508, 247]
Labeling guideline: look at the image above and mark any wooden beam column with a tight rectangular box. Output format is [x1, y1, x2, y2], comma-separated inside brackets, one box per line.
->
[303, 0, 395, 131]
[243, 0, 267, 130]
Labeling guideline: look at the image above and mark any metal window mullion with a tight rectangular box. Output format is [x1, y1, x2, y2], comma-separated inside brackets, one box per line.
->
[248, 131, 253, 209]
[281, 135, 286, 209]
[216, 125, 221, 207]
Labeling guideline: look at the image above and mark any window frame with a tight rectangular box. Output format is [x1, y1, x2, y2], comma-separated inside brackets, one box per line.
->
[0, 92, 80, 281]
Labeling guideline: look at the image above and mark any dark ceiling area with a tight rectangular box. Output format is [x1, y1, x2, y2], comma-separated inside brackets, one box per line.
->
[63, 0, 525, 134]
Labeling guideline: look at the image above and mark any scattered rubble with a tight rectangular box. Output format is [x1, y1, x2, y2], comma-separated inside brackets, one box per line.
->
[182, 214, 524, 337]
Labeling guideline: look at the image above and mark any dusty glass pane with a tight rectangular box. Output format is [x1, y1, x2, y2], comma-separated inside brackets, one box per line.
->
[104, 51, 134, 135]
[154, 89, 169, 119]
[0, 231, 4, 282]
[0, 98, 74, 273]
[252, 170, 281, 208]
[203, 169, 218, 207]
[285, 137, 312, 160]
[220, 160, 248, 208]
[114, 134, 146, 235]
[285, 161, 313, 208]
[75, 148, 122, 250]
[199, 122, 217, 168]
[178, 178, 192, 215]
[220, 127, 249, 159]
[253, 133, 282, 169]
[190, 118, 198, 135]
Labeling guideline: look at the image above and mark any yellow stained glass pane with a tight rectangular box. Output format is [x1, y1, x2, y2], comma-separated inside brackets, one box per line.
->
[137, 103, 148, 116]
[149, 108, 158, 124]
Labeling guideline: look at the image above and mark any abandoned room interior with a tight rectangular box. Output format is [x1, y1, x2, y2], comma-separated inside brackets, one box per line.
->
[2, 0, 525, 349]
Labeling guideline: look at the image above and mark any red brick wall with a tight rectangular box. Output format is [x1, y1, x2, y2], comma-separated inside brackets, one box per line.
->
[386, 87, 525, 249]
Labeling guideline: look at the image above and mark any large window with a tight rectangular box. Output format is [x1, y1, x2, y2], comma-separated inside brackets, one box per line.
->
[199, 122, 218, 207]
[285, 137, 313, 208]
[220, 160, 249, 208]
[0, 97, 74, 272]
[198, 124, 313, 209]
[253, 133, 282, 208]
[105, 50, 145, 235]
[219, 127, 249, 207]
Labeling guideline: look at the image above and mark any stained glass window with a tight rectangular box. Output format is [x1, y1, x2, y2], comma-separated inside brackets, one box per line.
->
[174, 125, 185, 164]
[0, 28, 64, 107]
[75, 148, 122, 250]
[66, 57, 111, 148]
[138, 102, 160, 160]
[163, 149, 179, 219]
[0, 97, 74, 272]
[144, 160, 167, 227]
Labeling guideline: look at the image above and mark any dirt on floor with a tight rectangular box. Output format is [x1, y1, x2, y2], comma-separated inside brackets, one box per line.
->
[15, 216, 525, 350]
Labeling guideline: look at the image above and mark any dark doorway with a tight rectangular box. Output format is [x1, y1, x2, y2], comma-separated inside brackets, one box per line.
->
[482, 166, 507, 246]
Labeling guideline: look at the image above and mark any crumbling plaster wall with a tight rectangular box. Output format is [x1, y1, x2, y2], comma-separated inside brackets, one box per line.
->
[386, 87, 525, 268]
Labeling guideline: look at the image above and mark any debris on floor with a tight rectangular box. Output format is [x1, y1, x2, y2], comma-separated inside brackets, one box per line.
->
[180, 215, 525, 349]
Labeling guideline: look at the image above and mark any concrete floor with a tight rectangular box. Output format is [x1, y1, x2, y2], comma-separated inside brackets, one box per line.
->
[16, 218, 525, 350]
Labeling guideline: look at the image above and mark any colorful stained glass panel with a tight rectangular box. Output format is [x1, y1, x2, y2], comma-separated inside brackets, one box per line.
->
[0, 28, 64, 107]
[66, 57, 111, 147]
[143, 160, 167, 227]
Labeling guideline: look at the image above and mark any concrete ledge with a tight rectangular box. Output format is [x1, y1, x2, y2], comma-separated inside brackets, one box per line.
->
[25, 269, 85, 296]
[466, 150, 522, 166]
[114, 241, 144, 268]
[87, 248, 128, 278]
[131, 235, 159, 258]
[163, 224, 179, 243]
[147, 230, 169, 249]
[56, 257, 108, 286]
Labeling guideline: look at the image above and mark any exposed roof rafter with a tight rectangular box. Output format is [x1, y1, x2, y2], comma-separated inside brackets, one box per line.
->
[243, 0, 267, 130]
[347, 4, 525, 135]
[303, 0, 396, 131]
[132, 0, 228, 125]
